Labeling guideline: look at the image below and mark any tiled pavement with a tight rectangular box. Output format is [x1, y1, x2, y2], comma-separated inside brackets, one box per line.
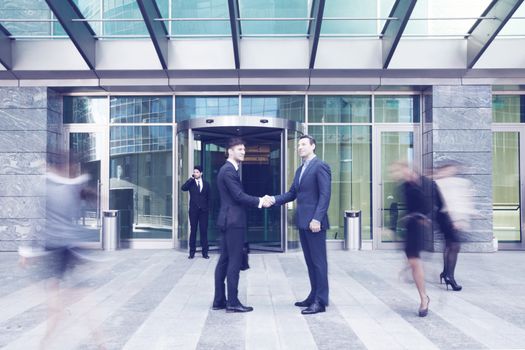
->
[1, 249, 525, 349]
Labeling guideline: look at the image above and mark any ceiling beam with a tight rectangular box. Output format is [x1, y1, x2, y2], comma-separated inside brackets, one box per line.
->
[45, 0, 97, 70]
[0, 23, 12, 69]
[381, 0, 417, 69]
[467, 0, 524, 68]
[227, 0, 241, 69]
[137, 0, 169, 70]
[308, 0, 326, 69]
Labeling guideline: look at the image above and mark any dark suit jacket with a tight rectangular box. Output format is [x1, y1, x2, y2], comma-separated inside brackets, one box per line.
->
[274, 156, 331, 231]
[216, 161, 260, 230]
[181, 178, 210, 211]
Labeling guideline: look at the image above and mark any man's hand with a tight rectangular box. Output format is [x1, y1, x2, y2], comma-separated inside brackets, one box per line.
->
[261, 195, 275, 208]
[309, 219, 321, 233]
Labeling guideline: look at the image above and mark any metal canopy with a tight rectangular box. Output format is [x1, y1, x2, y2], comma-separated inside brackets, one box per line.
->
[381, 0, 417, 69]
[45, 0, 97, 70]
[0, 24, 12, 70]
[227, 0, 242, 69]
[467, 0, 525, 69]
[308, 0, 326, 69]
[137, 0, 169, 70]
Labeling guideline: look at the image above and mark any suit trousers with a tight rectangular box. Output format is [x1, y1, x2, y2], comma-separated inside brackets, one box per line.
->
[189, 208, 209, 255]
[300, 229, 329, 306]
[213, 227, 244, 306]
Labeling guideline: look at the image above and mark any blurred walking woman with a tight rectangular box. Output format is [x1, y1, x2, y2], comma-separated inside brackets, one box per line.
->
[434, 161, 475, 291]
[390, 162, 431, 317]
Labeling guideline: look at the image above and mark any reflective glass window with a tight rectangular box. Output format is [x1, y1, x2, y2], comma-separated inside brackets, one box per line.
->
[64, 97, 108, 124]
[493, 95, 524, 123]
[110, 126, 173, 239]
[175, 96, 238, 122]
[242, 96, 305, 122]
[110, 96, 172, 123]
[54, 0, 101, 36]
[308, 125, 372, 240]
[0, 0, 65, 37]
[239, 0, 310, 36]
[171, 0, 231, 36]
[374, 95, 420, 123]
[308, 96, 371, 123]
[103, 0, 148, 36]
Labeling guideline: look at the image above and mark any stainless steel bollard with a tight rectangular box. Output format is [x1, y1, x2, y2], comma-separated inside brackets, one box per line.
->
[102, 210, 119, 251]
[344, 210, 361, 251]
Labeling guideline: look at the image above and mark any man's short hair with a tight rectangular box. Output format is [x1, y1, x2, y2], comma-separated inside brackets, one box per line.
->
[194, 165, 203, 172]
[299, 135, 316, 148]
[227, 137, 245, 150]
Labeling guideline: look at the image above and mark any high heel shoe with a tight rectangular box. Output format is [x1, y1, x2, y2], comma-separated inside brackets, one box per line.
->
[439, 272, 445, 284]
[443, 275, 462, 291]
[419, 296, 430, 317]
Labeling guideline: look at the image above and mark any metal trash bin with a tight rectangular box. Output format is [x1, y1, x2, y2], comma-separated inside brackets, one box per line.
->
[102, 210, 119, 251]
[344, 210, 361, 251]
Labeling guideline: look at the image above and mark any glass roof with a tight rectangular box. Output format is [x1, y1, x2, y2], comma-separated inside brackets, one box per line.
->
[403, 0, 493, 37]
[321, 0, 396, 36]
[0, 0, 522, 40]
[0, 0, 65, 38]
[170, 0, 231, 37]
[238, 0, 312, 37]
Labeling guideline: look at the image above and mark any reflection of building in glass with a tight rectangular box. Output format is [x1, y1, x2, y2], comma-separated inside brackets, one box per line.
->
[110, 97, 172, 124]
[109, 126, 173, 239]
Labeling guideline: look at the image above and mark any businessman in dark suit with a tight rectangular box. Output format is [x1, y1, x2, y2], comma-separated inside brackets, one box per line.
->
[181, 165, 210, 259]
[268, 135, 331, 315]
[212, 138, 272, 313]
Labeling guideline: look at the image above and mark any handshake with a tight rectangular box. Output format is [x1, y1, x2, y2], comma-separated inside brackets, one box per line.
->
[260, 195, 275, 208]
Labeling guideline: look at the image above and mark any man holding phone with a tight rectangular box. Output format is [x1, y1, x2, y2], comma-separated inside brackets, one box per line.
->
[181, 165, 210, 259]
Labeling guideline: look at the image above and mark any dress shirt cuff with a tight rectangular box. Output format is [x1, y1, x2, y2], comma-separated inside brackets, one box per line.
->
[258, 198, 263, 208]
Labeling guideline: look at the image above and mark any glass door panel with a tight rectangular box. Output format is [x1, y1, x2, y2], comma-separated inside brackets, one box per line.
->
[286, 130, 301, 250]
[376, 130, 415, 246]
[68, 132, 103, 242]
[493, 132, 522, 244]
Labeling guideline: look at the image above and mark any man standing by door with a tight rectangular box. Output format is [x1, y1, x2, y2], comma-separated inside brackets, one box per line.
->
[212, 137, 272, 313]
[181, 166, 210, 259]
[267, 135, 331, 315]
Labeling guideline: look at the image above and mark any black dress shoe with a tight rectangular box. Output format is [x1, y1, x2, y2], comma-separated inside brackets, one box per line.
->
[212, 303, 226, 310]
[294, 300, 312, 307]
[301, 302, 325, 315]
[188, 254, 195, 259]
[226, 304, 254, 313]
[202, 254, 210, 259]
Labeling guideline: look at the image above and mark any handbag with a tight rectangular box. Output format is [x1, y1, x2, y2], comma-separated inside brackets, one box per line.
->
[240, 242, 250, 271]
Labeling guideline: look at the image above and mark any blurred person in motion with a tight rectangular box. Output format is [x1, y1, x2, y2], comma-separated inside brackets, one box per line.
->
[18, 154, 102, 349]
[390, 161, 431, 317]
[434, 161, 475, 291]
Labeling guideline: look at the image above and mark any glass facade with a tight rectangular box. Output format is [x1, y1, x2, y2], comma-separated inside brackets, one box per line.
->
[242, 96, 305, 122]
[493, 95, 524, 123]
[64, 96, 108, 124]
[175, 96, 238, 122]
[109, 126, 173, 239]
[375, 96, 420, 123]
[63, 93, 422, 249]
[308, 96, 371, 123]
[110, 96, 172, 123]
[309, 125, 372, 240]
[171, 0, 230, 36]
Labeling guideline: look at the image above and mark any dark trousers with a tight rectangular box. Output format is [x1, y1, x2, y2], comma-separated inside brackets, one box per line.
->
[189, 208, 209, 255]
[300, 229, 329, 306]
[213, 227, 244, 306]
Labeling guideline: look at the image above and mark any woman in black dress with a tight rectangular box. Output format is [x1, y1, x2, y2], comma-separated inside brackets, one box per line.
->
[390, 161, 431, 317]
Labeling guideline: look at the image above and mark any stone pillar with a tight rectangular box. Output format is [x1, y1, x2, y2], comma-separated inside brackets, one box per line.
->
[422, 85, 493, 252]
[0, 88, 62, 251]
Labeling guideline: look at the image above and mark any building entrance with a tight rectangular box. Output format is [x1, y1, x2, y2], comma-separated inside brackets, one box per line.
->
[176, 117, 305, 252]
